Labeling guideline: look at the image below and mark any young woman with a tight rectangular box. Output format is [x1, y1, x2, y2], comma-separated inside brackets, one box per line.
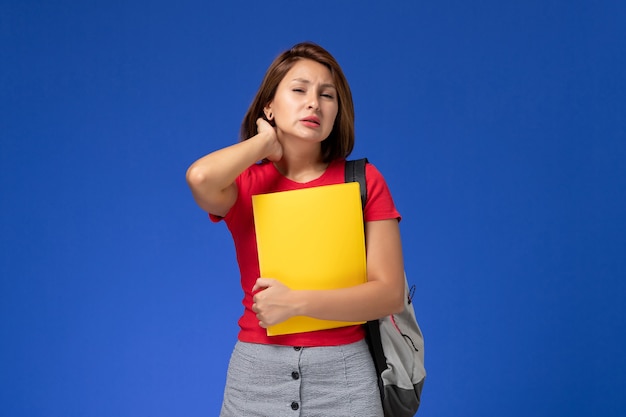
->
[187, 42, 405, 416]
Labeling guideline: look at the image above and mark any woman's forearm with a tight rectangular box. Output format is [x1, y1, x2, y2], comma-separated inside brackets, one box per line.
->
[186, 130, 277, 214]
[293, 279, 405, 322]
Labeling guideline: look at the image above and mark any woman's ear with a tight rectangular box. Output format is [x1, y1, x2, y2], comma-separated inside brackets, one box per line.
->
[263, 104, 274, 121]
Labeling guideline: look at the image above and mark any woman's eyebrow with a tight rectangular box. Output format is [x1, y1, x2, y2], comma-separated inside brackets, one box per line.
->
[290, 78, 336, 89]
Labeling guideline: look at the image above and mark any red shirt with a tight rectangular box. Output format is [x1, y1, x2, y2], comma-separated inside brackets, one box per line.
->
[210, 159, 400, 346]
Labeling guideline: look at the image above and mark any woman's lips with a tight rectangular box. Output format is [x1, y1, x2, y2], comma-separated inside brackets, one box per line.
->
[301, 116, 320, 127]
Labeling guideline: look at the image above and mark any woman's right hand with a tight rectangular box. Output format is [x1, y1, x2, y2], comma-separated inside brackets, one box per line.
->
[256, 118, 282, 162]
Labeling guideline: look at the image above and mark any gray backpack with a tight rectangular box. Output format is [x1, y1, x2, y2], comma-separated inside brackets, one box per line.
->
[345, 159, 426, 417]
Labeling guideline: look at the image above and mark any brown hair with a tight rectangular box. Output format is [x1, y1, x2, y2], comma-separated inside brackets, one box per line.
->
[240, 42, 355, 162]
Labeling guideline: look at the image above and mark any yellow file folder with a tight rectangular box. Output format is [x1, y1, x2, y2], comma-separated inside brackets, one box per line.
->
[252, 182, 367, 336]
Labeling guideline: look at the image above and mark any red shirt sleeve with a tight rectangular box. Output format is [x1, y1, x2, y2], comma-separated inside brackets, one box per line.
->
[364, 162, 401, 222]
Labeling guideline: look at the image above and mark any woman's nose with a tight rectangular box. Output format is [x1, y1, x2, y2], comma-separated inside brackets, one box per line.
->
[306, 94, 319, 110]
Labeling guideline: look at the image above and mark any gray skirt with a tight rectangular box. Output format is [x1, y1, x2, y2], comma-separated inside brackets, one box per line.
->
[220, 339, 383, 417]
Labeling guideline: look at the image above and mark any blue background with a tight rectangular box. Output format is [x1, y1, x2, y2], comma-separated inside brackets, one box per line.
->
[2, 1, 625, 416]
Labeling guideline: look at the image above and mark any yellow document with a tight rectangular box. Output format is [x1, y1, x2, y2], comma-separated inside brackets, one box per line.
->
[252, 182, 367, 336]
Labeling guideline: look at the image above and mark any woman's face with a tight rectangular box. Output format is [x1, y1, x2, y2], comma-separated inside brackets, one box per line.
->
[266, 59, 339, 144]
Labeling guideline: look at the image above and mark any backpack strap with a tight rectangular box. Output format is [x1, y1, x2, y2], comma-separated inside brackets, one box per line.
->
[344, 158, 387, 398]
[344, 158, 368, 208]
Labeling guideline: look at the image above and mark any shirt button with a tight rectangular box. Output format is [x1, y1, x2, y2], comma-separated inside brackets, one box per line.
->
[291, 371, 300, 380]
[291, 401, 299, 410]
[293, 346, 302, 351]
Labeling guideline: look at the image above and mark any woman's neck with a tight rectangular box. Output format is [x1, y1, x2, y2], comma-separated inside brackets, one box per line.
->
[273, 152, 328, 183]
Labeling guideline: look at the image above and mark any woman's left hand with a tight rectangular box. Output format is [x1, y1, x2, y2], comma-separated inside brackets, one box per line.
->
[251, 278, 296, 328]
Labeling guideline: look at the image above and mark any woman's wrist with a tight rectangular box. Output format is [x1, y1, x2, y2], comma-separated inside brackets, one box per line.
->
[256, 129, 281, 162]
[290, 290, 308, 317]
